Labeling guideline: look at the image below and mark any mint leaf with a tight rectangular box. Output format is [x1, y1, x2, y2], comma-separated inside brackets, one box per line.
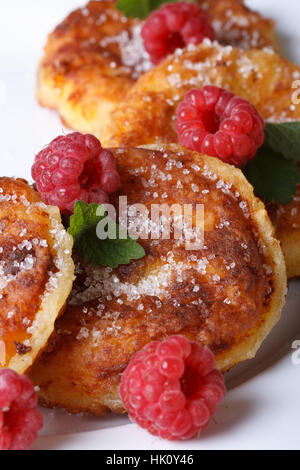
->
[116, 0, 150, 19]
[244, 147, 300, 205]
[75, 225, 145, 267]
[68, 201, 106, 243]
[116, 0, 179, 19]
[68, 201, 145, 268]
[264, 122, 300, 162]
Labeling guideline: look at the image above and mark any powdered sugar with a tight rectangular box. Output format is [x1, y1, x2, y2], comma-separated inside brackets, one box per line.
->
[101, 24, 152, 79]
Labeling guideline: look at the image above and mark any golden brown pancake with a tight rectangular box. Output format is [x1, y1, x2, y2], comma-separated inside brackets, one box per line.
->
[36, 0, 278, 138]
[0, 178, 74, 374]
[29, 145, 286, 415]
[105, 42, 300, 278]
[267, 186, 300, 279]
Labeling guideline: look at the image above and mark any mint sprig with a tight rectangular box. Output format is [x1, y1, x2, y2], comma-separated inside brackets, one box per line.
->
[68, 201, 145, 268]
[243, 122, 300, 205]
[116, 0, 185, 19]
[264, 122, 300, 162]
[244, 146, 300, 205]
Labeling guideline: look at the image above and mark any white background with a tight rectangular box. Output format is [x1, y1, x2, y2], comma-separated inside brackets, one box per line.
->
[0, 0, 299, 450]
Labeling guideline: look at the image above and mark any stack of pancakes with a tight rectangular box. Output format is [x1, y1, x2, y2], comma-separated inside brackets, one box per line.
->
[1, 1, 299, 416]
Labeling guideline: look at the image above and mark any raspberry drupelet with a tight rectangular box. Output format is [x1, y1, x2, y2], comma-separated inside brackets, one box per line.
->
[120, 336, 225, 440]
[0, 369, 43, 450]
[141, 2, 215, 65]
[176, 86, 265, 167]
[32, 133, 120, 213]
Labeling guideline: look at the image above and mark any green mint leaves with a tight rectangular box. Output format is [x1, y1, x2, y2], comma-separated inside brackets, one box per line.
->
[244, 146, 300, 205]
[116, 0, 182, 19]
[68, 201, 145, 268]
[264, 122, 300, 162]
[244, 122, 300, 205]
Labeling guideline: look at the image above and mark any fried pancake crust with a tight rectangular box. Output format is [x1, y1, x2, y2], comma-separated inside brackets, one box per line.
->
[106, 42, 300, 278]
[29, 146, 286, 415]
[267, 187, 300, 279]
[36, 0, 277, 137]
[0, 178, 74, 374]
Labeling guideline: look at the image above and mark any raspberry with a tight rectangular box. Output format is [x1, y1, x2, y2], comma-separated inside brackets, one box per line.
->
[141, 2, 214, 65]
[176, 86, 265, 166]
[120, 336, 225, 440]
[32, 133, 120, 213]
[0, 369, 43, 450]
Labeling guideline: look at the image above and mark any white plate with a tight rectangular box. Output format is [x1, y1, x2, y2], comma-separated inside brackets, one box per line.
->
[0, 0, 299, 451]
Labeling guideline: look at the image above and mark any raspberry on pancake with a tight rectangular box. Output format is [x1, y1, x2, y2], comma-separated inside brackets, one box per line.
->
[176, 86, 265, 166]
[120, 336, 226, 440]
[141, 2, 215, 65]
[31, 132, 120, 213]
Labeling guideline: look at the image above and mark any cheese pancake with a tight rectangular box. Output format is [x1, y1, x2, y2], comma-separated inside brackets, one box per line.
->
[267, 186, 300, 279]
[29, 145, 286, 415]
[106, 42, 300, 278]
[36, 0, 278, 138]
[0, 178, 74, 374]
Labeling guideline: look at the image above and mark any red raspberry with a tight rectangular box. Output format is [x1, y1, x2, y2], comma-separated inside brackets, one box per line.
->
[176, 86, 265, 166]
[120, 336, 225, 440]
[31, 133, 120, 213]
[141, 2, 214, 65]
[0, 369, 43, 450]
